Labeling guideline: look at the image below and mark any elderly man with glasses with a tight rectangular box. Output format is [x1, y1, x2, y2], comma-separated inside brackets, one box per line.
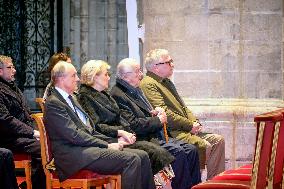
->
[0, 55, 45, 188]
[140, 49, 225, 180]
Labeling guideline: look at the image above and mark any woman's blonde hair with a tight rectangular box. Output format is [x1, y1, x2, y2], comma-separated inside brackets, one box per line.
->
[81, 60, 110, 86]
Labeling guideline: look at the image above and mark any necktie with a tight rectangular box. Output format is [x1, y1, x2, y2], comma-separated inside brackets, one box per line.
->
[68, 95, 78, 115]
[68, 95, 93, 131]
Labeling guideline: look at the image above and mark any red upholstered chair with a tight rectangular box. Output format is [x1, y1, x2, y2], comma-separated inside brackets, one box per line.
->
[14, 153, 32, 189]
[212, 168, 252, 181]
[193, 110, 283, 189]
[31, 113, 121, 189]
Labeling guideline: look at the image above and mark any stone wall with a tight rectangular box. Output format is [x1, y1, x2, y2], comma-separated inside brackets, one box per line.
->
[142, 0, 284, 169]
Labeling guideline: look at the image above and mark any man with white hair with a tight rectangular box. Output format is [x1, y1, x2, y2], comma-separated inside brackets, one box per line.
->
[140, 48, 225, 179]
[111, 58, 201, 189]
[44, 61, 155, 189]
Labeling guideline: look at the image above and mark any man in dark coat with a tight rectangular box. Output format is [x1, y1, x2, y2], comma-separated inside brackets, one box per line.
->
[0, 55, 45, 189]
[110, 58, 201, 189]
[44, 61, 155, 189]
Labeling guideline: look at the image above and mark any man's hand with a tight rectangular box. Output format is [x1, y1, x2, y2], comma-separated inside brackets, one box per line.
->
[155, 107, 165, 114]
[150, 107, 165, 116]
[117, 130, 136, 144]
[157, 111, 167, 124]
[108, 143, 124, 151]
[33, 130, 40, 140]
[190, 121, 202, 135]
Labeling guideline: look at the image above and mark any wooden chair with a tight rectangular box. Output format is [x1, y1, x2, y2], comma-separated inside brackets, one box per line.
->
[35, 98, 45, 112]
[192, 110, 284, 189]
[14, 153, 32, 189]
[31, 113, 121, 189]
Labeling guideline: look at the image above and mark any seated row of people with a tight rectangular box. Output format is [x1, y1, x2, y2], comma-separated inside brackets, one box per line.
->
[0, 48, 225, 189]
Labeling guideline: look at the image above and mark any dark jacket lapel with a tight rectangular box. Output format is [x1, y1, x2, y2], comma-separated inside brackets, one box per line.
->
[52, 89, 94, 134]
[115, 81, 151, 113]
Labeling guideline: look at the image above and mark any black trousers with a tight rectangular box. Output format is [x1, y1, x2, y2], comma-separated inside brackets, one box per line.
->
[2, 138, 46, 189]
[86, 148, 155, 189]
[159, 138, 201, 189]
[0, 148, 18, 189]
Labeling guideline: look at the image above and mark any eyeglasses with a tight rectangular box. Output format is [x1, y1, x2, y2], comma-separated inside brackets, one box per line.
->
[155, 59, 174, 65]
[124, 69, 143, 75]
[6, 66, 15, 69]
[0, 65, 15, 69]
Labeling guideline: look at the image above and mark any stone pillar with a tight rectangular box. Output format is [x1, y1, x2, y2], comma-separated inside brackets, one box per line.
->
[80, 0, 89, 68]
[70, 0, 81, 69]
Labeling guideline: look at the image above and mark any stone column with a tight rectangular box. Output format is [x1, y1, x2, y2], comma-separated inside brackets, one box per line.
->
[70, 0, 81, 69]
[80, 0, 89, 68]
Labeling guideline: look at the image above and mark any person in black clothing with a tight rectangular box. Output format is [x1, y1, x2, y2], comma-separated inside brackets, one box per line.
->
[0, 55, 45, 189]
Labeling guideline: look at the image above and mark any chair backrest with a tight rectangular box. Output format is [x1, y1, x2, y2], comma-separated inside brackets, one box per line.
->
[35, 98, 45, 112]
[270, 109, 284, 188]
[31, 113, 53, 177]
[252, 110, 284, 189]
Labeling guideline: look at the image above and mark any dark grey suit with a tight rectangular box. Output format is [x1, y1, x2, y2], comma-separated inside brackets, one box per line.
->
[44, 89, 155, 189]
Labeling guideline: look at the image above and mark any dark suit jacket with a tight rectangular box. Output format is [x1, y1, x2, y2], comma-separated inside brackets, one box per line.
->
[0, 77, 35, 148]
[110, 79, 164, 141]
[77, 84, 131, 138]
[44, 89, 117, 181]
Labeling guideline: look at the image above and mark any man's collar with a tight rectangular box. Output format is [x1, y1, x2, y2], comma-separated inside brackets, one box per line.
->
[54, 87, 70, 100]
[146, 71, 168, 83]
[0, 76, 14, 85]
[0, 77, 18, 91]
[116, 78, 137, 92]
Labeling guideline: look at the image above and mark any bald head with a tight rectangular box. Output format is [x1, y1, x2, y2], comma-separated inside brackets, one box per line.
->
[116, 58, 142, 88]
[51, 61, 80, 94]
[116, 58, 139, 78]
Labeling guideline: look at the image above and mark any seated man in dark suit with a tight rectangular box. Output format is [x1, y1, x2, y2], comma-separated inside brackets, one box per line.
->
[0, 55, 45, 189]
[0, 148, 18, 189]
[140, 48, 225, 179]
[44, 61, 155, 189]
[110, 58, 201, 189]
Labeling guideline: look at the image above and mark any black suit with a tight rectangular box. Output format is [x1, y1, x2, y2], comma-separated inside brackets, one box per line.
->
[110, 79, 201, 189]
[44, 89, 155, 189]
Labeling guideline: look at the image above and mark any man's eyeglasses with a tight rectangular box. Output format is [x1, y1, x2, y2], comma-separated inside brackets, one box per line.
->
[0, 65, 15, 69]
[6, 66, 15, 69]
[124, 69, 143, 75]
[155, 59, 174, 65]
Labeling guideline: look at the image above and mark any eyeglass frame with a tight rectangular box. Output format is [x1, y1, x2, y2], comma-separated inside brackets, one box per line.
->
[155, 59, 174, 66]
[123, 69, 143, 75]
[0, 65, 15, 69]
